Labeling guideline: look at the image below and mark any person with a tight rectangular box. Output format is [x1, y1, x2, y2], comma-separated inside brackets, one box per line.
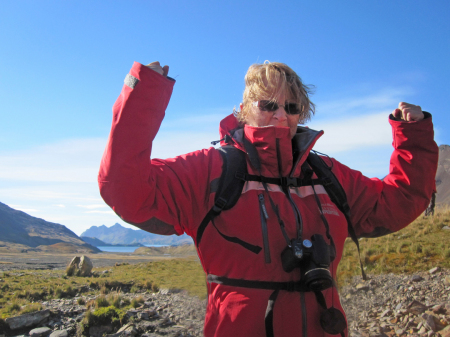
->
[98, 60, 438, 337]
[425, 192, 436, 216]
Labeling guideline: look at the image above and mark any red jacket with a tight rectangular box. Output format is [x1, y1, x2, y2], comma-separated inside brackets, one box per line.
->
[99, 62, 438, 337]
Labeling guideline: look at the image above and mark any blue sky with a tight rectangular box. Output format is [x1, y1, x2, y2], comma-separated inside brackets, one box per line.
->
[0, 1, 448, 236]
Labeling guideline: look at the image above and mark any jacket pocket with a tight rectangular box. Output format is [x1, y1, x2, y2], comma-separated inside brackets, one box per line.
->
[258, 193, 271, 264]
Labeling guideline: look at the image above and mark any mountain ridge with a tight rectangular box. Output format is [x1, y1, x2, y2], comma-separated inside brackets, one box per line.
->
[0, 202, 99, 253]
[81, 223, 193, 246]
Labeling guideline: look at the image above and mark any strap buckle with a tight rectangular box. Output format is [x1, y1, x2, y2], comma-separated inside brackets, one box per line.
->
[235, 171, 246, 181]
[212, 197, 227, 213]
[321, 177, 333, 187]
[281, 177, 297, 187]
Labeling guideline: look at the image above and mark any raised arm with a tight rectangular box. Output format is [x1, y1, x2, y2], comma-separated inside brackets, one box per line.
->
[332, 104, 438, 237]
[98, 62, 220, 237]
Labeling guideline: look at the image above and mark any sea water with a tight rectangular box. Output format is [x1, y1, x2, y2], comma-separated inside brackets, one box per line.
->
[97, 245, 168, 253]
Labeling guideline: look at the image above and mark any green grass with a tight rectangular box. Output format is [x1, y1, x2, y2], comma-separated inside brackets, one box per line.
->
[0, 258, 205, 319]
[336, 207, 450, 287]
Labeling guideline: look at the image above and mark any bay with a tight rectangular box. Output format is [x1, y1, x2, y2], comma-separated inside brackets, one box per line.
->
[97, 245, 168, 253]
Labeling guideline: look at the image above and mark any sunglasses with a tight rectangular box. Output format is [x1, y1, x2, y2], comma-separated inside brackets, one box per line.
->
[252, 100, 301, 115]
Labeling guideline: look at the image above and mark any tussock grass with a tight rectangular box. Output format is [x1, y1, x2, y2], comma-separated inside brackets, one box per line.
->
[337, 207, 450, 287]
[78, 305, 127, 337]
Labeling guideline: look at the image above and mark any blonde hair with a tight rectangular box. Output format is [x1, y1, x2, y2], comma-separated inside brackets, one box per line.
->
[235, 61, 315, 124]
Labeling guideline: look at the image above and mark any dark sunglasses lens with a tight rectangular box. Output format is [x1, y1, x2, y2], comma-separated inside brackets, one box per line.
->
[259, 101, 279, 112]
[285, 103, 300, 115]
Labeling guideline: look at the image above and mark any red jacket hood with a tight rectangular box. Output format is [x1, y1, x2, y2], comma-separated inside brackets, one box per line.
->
[218, 113, 324, 177]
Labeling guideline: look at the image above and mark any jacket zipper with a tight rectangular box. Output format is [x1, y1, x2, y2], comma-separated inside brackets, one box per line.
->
[258, 193, 271, 264]
[276, 138, 303, 240]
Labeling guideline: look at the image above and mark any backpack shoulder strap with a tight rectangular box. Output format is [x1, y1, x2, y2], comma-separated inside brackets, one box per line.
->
[196, 146, 247, 245]
[306, 152, 367, 280]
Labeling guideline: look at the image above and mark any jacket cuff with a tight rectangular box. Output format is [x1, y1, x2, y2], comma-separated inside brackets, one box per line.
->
[389, 111, 431, 122]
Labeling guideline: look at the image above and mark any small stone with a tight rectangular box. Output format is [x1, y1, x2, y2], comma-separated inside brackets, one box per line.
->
[356, 283, 370, 291]
[429, 267, 440, 274]
[421, 313, 437, 332]
[395, 303, 403, 310]
[395, 328, 405, 335]
[444, 276, 450, 286]
[29, 327, 52, 337]
[49, 330, 68, 337]
[380, 309, 392, 318]
[116, 323, 137, 337]
[418, 326, 427, 334]
[412, 275, 424, 282]
[408, 300, 428, 315]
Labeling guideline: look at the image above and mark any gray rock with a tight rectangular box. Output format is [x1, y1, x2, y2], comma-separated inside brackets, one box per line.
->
[412, 274, 424, 282]
[29, 327, 51, 337]
[421, 313, 437, 332]
[5, 310, 50, 330]
[67, 255, 93, 276]
[429, 266, 440, 274]
[89, 325, 113, 337]
[116, 323, 137, 336]
[49, 330, 68, 337]
[355, 283, 370, 291]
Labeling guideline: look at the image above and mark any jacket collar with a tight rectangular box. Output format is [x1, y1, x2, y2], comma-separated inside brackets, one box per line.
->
[218, 114, 323, 177]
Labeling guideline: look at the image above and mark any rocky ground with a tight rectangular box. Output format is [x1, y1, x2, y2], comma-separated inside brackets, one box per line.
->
[2, 267, 450, 336]
[340, 266, 450, 336]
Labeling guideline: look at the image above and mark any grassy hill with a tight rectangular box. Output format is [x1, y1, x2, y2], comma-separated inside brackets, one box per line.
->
[337, 206, 450, 285]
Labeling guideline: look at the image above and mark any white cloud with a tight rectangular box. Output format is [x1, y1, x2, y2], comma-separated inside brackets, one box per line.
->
[15, 207, 40, 213]
[77, 204, 108, 209]
[309, 111, 392, 153]
[0, 138, 106, 182]
[85, 210, 115, 214]
[314, 87, 413, 118]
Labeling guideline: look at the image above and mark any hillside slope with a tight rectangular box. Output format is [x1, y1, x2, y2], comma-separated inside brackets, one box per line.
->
[436, 144, 450, 206]
[0, 202, 99, 252]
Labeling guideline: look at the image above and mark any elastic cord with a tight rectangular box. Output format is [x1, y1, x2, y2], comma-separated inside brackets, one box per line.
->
[262, 182, 291, 246]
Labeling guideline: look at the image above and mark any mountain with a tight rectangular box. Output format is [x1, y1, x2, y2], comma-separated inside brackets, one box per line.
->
[436, 144, 450, 206]
[0, 202, 99, 253]
[81, 223, 193, 246]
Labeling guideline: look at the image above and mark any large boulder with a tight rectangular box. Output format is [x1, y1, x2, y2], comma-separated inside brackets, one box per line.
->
[67, 255, 93, 276]
[5, 309, 50, 330]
